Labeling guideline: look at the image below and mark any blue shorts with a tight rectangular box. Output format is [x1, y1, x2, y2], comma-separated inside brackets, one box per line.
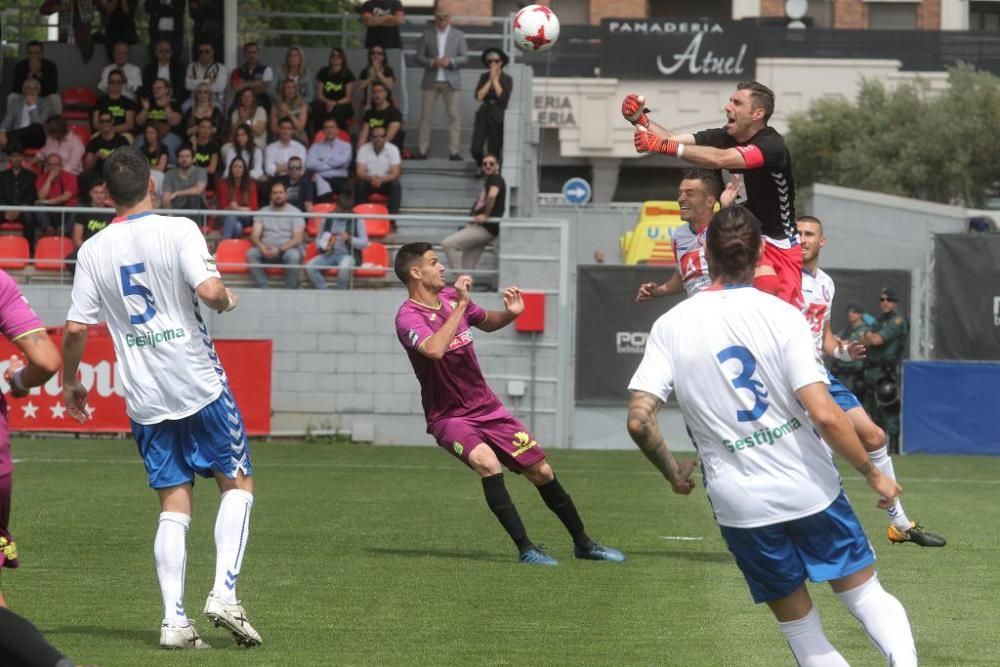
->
[827, 369, 862, 412]
[719, 491, 874, 604]
[131, 391, 253, 490]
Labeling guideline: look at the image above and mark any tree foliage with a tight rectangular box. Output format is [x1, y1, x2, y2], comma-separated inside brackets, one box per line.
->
[237, 0, 364, 48]
[786, 63, 1000, 207]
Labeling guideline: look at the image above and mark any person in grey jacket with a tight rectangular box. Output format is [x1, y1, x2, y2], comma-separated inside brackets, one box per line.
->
[305, 215, 369, 290]
[414, 10, 468, 160]
[0, 80, 53, 151]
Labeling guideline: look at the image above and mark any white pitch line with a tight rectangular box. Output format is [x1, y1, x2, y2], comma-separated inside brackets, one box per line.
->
[659, 536, 704, 541]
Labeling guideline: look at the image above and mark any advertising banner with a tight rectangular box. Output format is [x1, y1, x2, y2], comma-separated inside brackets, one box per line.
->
[0, 332, 272, 435]
[600, 19, 757, 80]
[933, 234, 1000, 360]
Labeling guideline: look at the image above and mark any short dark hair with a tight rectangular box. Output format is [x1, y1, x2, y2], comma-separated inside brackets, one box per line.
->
[244, 41, 259, 51]
[177, 145, 194, 157]
[44, 115, 68, 139]
[681, 168, 723, 199]
[26, 40, 43, 52]
[737, 80, 775, 123]
[705, 206, 762, 283]
[104, 147, 150, 209]
[394, 242, 433, 284]
[278, 117, 294, 127]
[797, 215, 823, 230]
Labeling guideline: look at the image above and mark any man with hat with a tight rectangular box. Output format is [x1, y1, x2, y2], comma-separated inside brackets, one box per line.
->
[832, 303, 869, 398]
[862, 287, 908, 454]
[470, 47, 512, 169]
[414, 10, 468, 160]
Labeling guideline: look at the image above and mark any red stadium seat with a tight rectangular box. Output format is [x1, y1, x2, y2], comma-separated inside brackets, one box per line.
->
[34, 237, 73, 271]
[61, 87, 98, 121]
[366, 193, 389, 204]
[354, 242, 389, 278]
[0, 222, 25, 233]
[215, 239, 252, 274]
[352, 203, 389, 239]
[312, 129, 352, 144]
[68, 124, 91, 145]
[308, 202, 337, 238]
[0, 236, 30, 269]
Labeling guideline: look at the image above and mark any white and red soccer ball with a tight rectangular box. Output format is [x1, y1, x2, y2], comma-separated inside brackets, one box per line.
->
[513, 5, 560, 53]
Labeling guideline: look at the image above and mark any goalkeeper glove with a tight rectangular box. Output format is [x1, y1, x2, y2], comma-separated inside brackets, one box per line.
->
[633, 128, 684, 157]
[621, 94, 650, 128]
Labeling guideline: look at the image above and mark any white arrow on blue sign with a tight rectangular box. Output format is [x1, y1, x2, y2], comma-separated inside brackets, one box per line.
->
[562, 177, 592, 205]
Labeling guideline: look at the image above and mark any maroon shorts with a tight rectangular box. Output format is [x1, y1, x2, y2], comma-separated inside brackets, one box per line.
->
[759, 238, 804, 310]
[429, 412, 547, 473]
[0, 473, 17, 569]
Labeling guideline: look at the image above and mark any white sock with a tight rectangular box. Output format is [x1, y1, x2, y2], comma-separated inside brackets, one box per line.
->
[870, 445, 911, 530]
[154, 512, 190, 624]
[777, 606, 849, 666]
[212, 489, 254, 604]
[836, 574, 917, 667]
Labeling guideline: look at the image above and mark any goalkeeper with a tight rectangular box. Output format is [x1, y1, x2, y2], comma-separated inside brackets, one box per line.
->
[623, 81, 803, 310]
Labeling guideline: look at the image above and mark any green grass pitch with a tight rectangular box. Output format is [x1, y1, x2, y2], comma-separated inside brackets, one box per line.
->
[4, 438, 999, 666]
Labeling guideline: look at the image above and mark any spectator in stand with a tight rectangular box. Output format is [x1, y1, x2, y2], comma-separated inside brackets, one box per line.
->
[68, 179, 113, 273]
[217, 156, 258, 239]
[39, 0, 96, 62]
[312, 48, 355, 134]
[11, 41, 60, 107]
[360, 0, 404, 51]
[276, 156, 315, 214]
[415, 10, 468, 161]
[185, 41, 228, 111]
[272, 47, 313, 105]
[357, 46, 395, 110]
[354, 126, 401, 217]
[0, 146, 39, 245]
[0, 80, 52, 151]
[246, 180, 305, 289]
[358, 81, 403, 150]
[82, 112, 130, 194]
[191, 117, 221, 186]
[471, 48, 512, 169]
[307, 117, 352, 200]
[145, 0, 186, 58]
[265, 117, 307, 179]
[98, 42, 143, 101]
[93, 69, 138, 139]
[141, 39, 187, 104]
[270, 79, 311, 146]
[35, 115, 85, 176]
[96, 1, 138, 61]
[221, 124, 265, 181]
[442, 154, 505, 272]
[34, 153, 79, 239]
[190, 0, 224, 62]
[136, 77, 184, 163]
[139, 124, 169, 171]
[161, 145, 207, 210]
[231, 42, 274, 111]
[306, 208, 369, 290]
[230, 88, 269, 150]
[182, 82, 225, 142]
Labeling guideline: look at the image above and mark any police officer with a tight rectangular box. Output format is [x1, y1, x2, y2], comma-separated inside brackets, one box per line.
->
[832, 303, 868, 398]
[862, 287, 908, 453]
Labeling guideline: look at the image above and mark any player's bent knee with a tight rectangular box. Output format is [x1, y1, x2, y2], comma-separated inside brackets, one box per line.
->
[467, 444, 502, 477]
[525, 461, 554, 485]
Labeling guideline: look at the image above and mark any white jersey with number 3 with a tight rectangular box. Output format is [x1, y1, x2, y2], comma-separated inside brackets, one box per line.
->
[800, 267, 835, 358]
[628, 286, 836, 528]
[67, 212, 226, 424]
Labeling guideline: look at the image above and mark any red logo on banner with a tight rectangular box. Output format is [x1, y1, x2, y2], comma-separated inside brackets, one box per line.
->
[0, 332, 271, 435]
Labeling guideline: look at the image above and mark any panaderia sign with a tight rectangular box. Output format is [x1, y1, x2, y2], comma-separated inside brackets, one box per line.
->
[600, 19, 757, 80]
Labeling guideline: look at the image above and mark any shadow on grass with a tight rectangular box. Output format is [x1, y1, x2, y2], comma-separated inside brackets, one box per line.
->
[368, 547, 513, 563]
[624, 548, 733, 564]
[44, 625, 160, 647]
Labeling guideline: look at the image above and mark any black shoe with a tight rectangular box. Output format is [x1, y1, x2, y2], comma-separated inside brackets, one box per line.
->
[449, 153, 463, 161]
[887, 522, 947, 547]
[409, 152, 427, 160]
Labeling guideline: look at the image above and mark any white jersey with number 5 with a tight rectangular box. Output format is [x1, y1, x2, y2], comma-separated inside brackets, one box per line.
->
[67, 211, 226, 424]
[628, 286, 836, 528]
[800, 267, 835, 358]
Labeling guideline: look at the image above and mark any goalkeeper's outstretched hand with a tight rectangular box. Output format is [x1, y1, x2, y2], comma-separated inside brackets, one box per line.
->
[633, 128, 682, 157]
[621, 93, 649, 127]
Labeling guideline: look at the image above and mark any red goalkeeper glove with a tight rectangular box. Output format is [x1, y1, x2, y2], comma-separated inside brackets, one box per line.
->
[621, 93, 650, 128]
[633, 128, 683, 157]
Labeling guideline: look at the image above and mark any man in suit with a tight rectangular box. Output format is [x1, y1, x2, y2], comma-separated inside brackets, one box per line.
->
[415, 10, 468, 160]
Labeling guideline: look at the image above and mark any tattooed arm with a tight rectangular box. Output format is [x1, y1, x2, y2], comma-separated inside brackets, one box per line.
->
[627, 390, 697, 495]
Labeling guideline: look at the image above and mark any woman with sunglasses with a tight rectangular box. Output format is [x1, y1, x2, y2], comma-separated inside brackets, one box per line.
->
[470, 48, 512, 170]
[313, 47, 356, 134]
[183, 82, 224, 142]
[356, 46, 395, 111]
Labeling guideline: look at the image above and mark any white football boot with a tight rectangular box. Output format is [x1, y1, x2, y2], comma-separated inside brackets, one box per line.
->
[160, 619, 211, 650]
[203, 591, 262, 647]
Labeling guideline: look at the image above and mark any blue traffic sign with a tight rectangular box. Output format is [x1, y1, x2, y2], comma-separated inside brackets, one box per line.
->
[562, 177, 592, 205]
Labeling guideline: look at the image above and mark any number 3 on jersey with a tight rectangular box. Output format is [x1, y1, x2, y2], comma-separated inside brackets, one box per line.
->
[120, 263, 156, 324]
[717, 345, 769, 422]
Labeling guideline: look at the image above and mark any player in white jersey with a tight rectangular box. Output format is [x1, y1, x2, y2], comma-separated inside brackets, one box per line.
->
[60, 147, 262, 649]
[628, 206, 917, 667]
[635, 170, 739, 302]
[798, 216, 944, 548]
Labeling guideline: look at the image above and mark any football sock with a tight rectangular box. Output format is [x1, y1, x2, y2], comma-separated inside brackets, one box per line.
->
[536, 477, 591, 548]
[154, 511, 190, 623]
[0, 607, 73, 667]
[481, 473, 533, 553]
[835, 574, 917, 667]
[753, 273, 782, 296]
[213, 489, 254, 605]
[777, 606, 849, 666]
[870, 445, 911, 530]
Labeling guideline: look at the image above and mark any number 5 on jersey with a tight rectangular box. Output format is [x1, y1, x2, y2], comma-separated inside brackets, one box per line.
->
[120, 263, 157, 325]
[717, 345, 769, 422]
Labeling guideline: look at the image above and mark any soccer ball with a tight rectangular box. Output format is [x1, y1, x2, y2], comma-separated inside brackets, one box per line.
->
[513, 5, 560, 53]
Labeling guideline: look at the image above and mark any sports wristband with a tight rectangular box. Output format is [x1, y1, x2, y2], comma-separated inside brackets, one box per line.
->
[11, 367, 27, 393]
[224, 295, 237, 312]
[674, 143, 685, 158]
[832, 344, 852, 362]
